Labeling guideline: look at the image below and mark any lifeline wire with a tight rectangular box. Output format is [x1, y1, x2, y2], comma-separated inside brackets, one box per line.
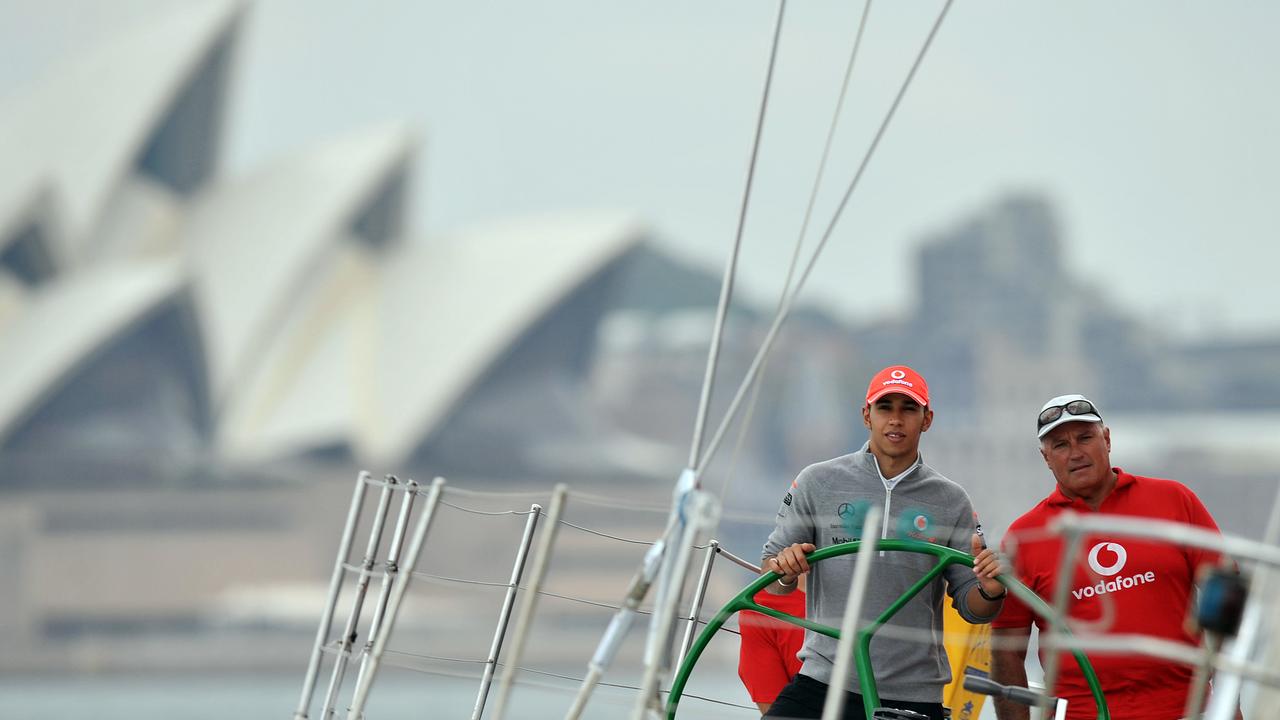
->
[379, 652, 758, 713]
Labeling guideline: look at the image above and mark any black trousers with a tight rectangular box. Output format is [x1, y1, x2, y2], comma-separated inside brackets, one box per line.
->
[763, 673, 945, 720]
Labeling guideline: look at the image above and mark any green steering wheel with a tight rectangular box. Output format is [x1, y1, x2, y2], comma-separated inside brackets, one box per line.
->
[665, 538, 1109, 719]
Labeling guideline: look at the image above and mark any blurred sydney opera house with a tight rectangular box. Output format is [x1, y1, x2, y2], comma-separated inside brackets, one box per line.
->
[1, 0, 852, 677]
[0, 1, 756, 672]
[0, 0, 674, 487]
[6, 0, 1280, 681]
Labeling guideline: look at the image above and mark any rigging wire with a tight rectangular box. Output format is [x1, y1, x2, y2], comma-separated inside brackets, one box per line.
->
[421, 482, 773, 523]
[408, 569, 748, 637]
[429, 492, 771, 543]
[569, 493, 779, 525]
[687, 0, 788, 473]
[566, 491, 678, 513]
[438, 499, 540, 517]
[378, 652, 758, 713]
[431, 485, 550, 501]
[717, 0, 875, 509]
[410, 572, 514, 589]
[554, 519, 656, 546]
[696, 0, 955, 480]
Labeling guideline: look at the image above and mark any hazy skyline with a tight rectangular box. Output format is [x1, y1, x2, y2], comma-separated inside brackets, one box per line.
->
[5, 0, 1278, 340]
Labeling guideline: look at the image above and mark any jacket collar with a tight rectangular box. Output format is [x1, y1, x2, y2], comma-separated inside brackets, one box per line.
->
[857, 441, 924, 487]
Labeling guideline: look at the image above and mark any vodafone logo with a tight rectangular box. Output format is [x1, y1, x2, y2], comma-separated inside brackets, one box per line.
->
[881, 368, 914, 389]
[1072, 541, 1154, 600]
[1087, 542, 1127, 576]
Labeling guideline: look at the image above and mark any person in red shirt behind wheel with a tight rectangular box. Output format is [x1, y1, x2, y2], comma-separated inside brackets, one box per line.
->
[990, 394, 1238, 720]
[739, 582, 806, 714]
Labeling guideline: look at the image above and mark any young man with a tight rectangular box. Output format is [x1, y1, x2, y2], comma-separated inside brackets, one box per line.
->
[990, 394, 1232, 720]
[761, 365, 1005, 720]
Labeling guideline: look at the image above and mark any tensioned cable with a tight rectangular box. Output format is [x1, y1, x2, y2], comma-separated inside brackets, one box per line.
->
[564, 491, 674, 513]
[419, 494, 774, 548]
[425, 500, 770, 546]
[687, 0, 788, 473]
[526, 592, 744, 637]
[405, 572, 665, 612]
[379, 615, 1155, 681]
[553, 518, 655, 545]
[438, 499, 540, 517]
[514, 666, 755, 712]
[696, 0, 955, 479]
[718, 0, 875, 508]
[405, 571, 745, 635]
[425, 485, 549, 501]
[378, 653, 757, 712]
[433, 487, 773, 524]
[386, 650, 490, 666]
[554, 514, 776, 547]
[567, 491, 785, 522]
[537, 589, 636, 612]
[411, 572, 514, 588]
[377, 652, 490, 682]
[433, 497, 753, 542]
[534, 589, 743, 635]
[569, 490, 783, 525]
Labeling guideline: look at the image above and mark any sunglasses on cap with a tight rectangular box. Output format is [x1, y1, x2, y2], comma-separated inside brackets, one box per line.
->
[1037, 399, 1101, 429]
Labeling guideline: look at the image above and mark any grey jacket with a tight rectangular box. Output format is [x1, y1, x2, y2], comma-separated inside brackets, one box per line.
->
[762, 444, 997, 703]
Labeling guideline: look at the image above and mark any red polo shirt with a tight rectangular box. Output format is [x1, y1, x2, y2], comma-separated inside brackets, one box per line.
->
[738, 588, 806, 703]
[993, 469, 1221, 719]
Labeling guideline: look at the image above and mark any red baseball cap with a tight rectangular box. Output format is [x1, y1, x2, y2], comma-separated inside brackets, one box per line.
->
[865, 365, 929, 406]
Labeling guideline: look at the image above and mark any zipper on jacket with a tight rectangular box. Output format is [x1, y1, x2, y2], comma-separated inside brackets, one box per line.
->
[880, 485, 892, 557]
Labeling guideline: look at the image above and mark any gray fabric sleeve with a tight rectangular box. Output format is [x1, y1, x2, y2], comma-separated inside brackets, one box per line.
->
[762, 469, 818, 562]
[942, 493, 1001, 623]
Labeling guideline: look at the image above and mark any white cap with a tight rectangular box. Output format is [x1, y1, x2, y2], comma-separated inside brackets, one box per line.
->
[1036, 393, 1103, 439]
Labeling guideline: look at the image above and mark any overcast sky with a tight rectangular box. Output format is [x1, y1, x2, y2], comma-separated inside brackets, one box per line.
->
[5, 0, 1279, 340]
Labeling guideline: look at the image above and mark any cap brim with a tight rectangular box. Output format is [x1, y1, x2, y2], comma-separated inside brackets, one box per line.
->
[1037, 413, 1103, 439]
[866, 387, 928, 406]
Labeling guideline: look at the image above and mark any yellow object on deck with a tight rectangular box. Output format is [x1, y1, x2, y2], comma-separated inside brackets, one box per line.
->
[941, 603, 991, 720]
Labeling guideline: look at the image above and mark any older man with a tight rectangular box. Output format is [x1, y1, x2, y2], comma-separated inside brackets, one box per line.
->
[990, 394, 1229, 720]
